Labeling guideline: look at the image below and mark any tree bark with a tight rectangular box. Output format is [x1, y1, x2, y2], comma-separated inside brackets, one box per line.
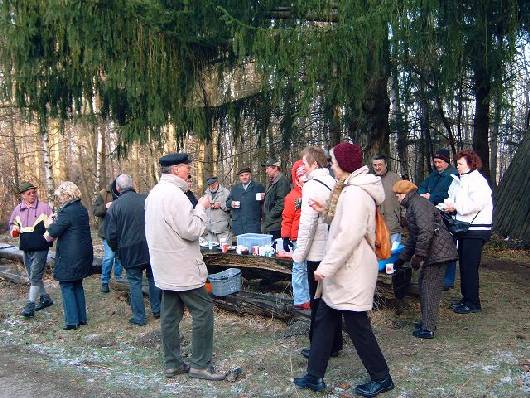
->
[39, 118, 55, 206]
[472, 65, 492, 183]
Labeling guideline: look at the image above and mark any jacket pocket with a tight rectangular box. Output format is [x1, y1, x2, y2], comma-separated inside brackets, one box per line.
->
[195, 259, 208, 281]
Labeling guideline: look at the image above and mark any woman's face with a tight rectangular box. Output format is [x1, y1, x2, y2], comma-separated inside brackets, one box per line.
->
[395, 193, 406, 203]
[331, 155, 345, 179]
[302, 155, 318, 175]
[457, 157, 470, 175]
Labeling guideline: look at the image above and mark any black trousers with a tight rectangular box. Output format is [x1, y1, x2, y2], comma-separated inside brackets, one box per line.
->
[307, 261, 343, 352]
[307, 300, 390, 381]
[458, 237, 486, 308]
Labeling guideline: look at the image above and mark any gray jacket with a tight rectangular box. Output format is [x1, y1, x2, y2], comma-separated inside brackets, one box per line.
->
[204, 185, 231, 234]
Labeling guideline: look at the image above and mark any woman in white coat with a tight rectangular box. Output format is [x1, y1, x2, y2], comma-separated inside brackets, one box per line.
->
[294, 143, 394, 398]
[443, 149, 492, 314]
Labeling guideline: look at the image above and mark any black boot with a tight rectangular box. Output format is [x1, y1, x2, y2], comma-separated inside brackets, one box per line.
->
[21, 301, 35, 318]
[35, 294, 54, 311]
[413, 328, 435, 339]
[355, 375, 394, 397]
[293, 374, 326, 392]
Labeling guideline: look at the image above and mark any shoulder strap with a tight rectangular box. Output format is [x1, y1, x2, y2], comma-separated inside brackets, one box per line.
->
[312, 178, 331, 191]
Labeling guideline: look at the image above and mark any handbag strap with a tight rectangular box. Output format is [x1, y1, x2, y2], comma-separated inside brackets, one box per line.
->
[312, 178, 332, 191]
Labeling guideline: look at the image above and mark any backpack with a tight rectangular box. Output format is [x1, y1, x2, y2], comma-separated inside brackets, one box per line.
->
[375, 207, 391, 259]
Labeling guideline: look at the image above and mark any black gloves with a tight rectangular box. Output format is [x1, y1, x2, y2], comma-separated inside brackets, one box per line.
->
[410, 255, 425, 270]
[394, 258, 405, 269]
[283, 238, 294, 252]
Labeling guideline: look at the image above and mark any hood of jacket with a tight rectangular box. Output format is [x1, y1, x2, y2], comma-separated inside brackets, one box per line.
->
[345, 166, 385, 205]
[290, 159, 304, 194]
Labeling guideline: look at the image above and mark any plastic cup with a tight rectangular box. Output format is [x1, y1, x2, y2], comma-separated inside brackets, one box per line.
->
[385, 263, 394, 274]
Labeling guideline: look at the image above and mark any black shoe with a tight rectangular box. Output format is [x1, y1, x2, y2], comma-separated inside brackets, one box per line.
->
[63, 325, 78, 330]
[413, 328, 435, 339]
[21, 301, 35, 318]
[101, 283, 110, 293]
[453, 303, 481, 314]
[293, 374, 326, 392]
[153, 312, 160, 319]
[128, 318, 146, 326]
[450, 299, 465, 310]
[301, 347, 340, 359]
[79, 321, 87, 326]
[414, 321, 422, 330]
[35, 294, 54, 311]
[355, 375, 395, 397]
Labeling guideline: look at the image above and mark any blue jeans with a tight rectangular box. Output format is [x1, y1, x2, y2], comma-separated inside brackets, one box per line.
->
[59, 280, 87, 327]
[291, 242, 310, 305]
[126, 264, 161, 324]
[101, 239, 122, 284]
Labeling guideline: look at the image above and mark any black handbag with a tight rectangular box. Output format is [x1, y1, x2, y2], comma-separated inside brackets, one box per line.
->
[392, 266, 412, 299]
[440, 211, 479, 235]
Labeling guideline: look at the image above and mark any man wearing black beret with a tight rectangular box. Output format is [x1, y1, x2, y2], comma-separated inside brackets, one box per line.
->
[145, 152, 228, 381]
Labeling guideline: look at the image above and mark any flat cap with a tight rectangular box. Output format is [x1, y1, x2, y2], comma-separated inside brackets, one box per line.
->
[206, 176, 218, 185]
[262, 159, 281, 168]
[19, 181, 37, 194]
[237, 167, 251, 175]
[159, 153, 191, 167]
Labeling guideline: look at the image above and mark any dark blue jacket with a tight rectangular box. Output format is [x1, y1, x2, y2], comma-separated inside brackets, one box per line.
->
[105, 189, 150, 269]
[47, 200, 93, 282]
[227, 180, 265, 236]
[417, 165, 457, 205]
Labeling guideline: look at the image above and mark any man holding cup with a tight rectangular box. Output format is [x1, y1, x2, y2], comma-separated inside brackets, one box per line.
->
[226, 167, 265, 236]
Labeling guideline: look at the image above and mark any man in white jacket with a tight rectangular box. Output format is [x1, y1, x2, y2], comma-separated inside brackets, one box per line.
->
[292, 146, 343, 359]
[145, 153, 227, 381]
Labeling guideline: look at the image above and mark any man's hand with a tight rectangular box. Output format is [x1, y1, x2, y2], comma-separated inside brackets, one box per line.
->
[105, 202, 112, 209]
[11, 225, 20, 238]
[420, 193, 430, 200]
[212, 203, 221, 209]
[410, 255, 425, 270]
[198, 196, 210, 209]
[314, 269, 326, 282]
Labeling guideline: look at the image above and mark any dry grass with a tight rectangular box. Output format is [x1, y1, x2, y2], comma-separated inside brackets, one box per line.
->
[0, 234, 529, 397]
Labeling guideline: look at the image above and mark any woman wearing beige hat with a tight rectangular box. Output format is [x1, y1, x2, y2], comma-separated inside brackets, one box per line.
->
[392, 180, 458, 339]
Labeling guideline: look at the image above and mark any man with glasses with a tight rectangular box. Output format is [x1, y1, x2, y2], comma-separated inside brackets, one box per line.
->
[9, 182, 54, 318]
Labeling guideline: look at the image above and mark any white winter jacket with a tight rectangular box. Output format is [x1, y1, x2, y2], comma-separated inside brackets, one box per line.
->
[447, 170, 493, 231]
[292, 168, 336, 263]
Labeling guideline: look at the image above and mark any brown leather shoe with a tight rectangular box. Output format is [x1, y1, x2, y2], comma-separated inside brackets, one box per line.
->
[189, 366, 227, 381]
[164, 363, 190, 378]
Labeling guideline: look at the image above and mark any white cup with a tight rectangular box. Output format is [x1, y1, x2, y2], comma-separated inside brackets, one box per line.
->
[233, 201, 240, 208]
[385, 263, 394, 274]
[256, 193, 262, 201]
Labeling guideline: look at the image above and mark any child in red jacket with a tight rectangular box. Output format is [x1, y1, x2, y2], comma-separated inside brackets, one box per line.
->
[281, 160, 310, 309]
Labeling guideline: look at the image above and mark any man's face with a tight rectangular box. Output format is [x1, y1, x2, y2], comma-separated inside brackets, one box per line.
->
[372, 159, 387, 176]
[239, 172, 251, 184]
[22, 189, 37, 205]
[265, 165, 279, 179]
[174, 163, 191, 180]
[208, 181, 219, 192]
[434, 158, 449, 172]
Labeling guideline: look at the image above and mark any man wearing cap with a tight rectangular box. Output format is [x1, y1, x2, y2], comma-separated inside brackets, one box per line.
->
[145, 152, 228, 381]
[204, 176, 231, 244]
[262, 159, 291, 241]
[226, 167, 265, 236]
[9, 182, 54, 318]
[93, 177, 123, 293]
[418, 148, 458, 290]
[372, 154, 403, 244]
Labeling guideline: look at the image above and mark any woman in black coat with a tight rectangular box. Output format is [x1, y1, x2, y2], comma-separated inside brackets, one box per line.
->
[45, 182, 93, 330]
[393, 180, 458, 339]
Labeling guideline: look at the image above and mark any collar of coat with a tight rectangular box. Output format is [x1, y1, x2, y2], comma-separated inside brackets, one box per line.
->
[307, 168, 330, 180]
[159, 173, 188, 192]
[400, 190, 418, 208]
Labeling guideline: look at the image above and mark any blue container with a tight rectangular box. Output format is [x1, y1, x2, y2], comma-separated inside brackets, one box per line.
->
[378, 244, 405, 271]
[236, 233, 273, 249]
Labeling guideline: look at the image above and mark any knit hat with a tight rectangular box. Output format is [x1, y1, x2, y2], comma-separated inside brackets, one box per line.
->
[331, 142, 363, 173]
[434, 149, 450, 163]
[392, 180, 418, 194]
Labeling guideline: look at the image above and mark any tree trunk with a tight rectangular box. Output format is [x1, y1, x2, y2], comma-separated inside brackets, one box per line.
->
[389, 62, 408, 177]
[39, 118, 55, 206]
[494, 131, 530, 242]
[472, 65, 492, 182]
[9, 112, 20, 192]
[490, 93, 501, 190]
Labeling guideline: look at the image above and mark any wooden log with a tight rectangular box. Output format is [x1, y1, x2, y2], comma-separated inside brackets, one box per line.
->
[0, 264, 29, 285]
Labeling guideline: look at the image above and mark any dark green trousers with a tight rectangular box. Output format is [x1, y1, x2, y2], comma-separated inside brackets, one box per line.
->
[160, 287, 213, 369]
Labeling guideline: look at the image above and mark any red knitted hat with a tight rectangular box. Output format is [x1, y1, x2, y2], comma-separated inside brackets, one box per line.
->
[332, 142, 363, 173]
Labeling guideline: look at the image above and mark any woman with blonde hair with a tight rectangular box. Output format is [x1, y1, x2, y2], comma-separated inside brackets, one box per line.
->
[45, 181, 93, 330]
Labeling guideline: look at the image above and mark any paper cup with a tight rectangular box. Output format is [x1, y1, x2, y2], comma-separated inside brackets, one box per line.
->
[385, 263, 394, 274]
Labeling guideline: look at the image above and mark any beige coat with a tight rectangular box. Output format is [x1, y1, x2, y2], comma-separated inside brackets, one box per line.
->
[145, 174, 208, 291]
[316, 166, 385, 311]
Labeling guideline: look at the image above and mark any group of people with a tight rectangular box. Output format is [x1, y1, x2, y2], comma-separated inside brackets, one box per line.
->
[7, 142, 493, 396]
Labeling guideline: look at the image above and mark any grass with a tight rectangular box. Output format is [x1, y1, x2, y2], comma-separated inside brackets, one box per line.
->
[0, 234, 529, 397]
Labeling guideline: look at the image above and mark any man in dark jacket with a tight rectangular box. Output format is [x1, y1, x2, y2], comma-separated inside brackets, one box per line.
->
[93, 179, 123, 293]
[262, 159, 291, 241]
[227, 167, 265, 236]
[418, 148, 458, 290]
[105, 174, 161, 326]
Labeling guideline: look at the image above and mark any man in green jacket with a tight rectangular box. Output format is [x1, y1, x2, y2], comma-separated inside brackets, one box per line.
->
[417, 149, 458, 290]
[262, 159, 291, 242]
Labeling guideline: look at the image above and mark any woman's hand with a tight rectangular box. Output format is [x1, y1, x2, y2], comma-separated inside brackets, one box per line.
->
[443, 203, 455, 213]
[309, 198, 326, 213]
[314, 269, 326, 282]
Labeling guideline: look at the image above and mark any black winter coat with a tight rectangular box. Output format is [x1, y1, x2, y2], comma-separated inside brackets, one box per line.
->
[105, 189, 150, 269]
[263, 174, 291, 233]
[399, 191, 458, 266]
[47, 200, 93, 282]
[227, 180, 265, 236]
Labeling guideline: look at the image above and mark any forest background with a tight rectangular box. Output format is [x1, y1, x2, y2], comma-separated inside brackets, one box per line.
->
[0, 1, 529, 242]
